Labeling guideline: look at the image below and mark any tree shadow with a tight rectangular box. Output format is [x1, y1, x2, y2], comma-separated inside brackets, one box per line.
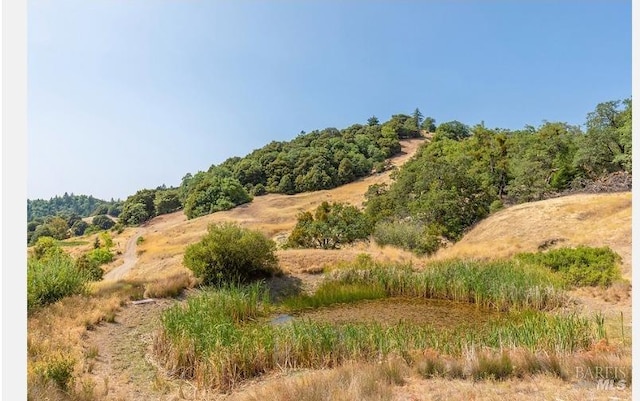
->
[264, 274, 304, 303]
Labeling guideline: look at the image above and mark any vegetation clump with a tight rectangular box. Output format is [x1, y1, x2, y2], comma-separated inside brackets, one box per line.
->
[327, 256, 566, 312]
[28, 249, 88, 312]
[515, 246, 622, 287]
[183, 223, 280, 285]
[286, 201, 372, 249]
[365, 98, 631, 255]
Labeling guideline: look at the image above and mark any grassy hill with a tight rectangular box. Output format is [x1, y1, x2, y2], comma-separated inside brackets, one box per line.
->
[432, 192, 632, 279]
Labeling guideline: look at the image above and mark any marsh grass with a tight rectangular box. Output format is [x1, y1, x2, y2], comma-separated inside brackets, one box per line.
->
[282, 281, 386, 311]
[154, 282, 603, 391]
[327, 257, 566, 311]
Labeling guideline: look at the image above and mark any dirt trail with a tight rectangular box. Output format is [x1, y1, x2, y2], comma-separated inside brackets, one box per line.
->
[104, 227, 147, 281]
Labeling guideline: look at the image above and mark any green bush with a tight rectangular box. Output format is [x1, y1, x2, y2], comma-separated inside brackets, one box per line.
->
[28, 253, 89, 312]
[183, 223, 280, 285]
[34, 354, 76, 390]
[75, 254, 104, 281]
[87, 248, 113, 265]
[373, 220, 441, 255]
[516, 246, 622, 287]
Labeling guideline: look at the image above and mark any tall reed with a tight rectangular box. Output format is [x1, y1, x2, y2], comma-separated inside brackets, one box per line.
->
[327, 258, 566, 311]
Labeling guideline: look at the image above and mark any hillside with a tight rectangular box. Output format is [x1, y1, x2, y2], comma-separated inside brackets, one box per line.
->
[105, 137, 425, 282]
[432, 192, 632, 279]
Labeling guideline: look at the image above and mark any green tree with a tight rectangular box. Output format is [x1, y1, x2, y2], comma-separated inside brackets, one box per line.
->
[507, 122, 579, 202]
[154, 189, 182, 215]
[287, 202, 372, 249]
[183, 175, 252, 219]
[367, 115, 379, 126]
[119, 189, 157, 225]
[70, 220, 89, 236]
[412, 108, 424, 131]
[47, 216, 70, 240]
[92, 215, 115, 230]
[183, 223, 280, 285]
[573, 98, 632, 178]
[434, 120, 470, 141]
[421, 117, 436, 133]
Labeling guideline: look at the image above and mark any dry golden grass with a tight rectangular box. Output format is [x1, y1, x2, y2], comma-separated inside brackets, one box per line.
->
[27, 291, 125, 399]
[229, 360, 402, 401]
[430, 192, 632, 279]
[224, 347, 631, 401]
[143, 271, 197, 298]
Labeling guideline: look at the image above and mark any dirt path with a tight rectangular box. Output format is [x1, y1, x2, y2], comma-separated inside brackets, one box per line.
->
[104, 227, 147, 281]
[83, 298, 185, 401]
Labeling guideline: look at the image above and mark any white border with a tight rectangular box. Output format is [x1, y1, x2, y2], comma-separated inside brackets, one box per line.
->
[2, 0, 27, 398]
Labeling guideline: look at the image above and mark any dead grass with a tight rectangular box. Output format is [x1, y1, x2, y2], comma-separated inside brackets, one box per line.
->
[226, 347, 632, 401]
[230, 360, 406, 401]
[27, 281, 147, 399]
[143, 271, 197, 298]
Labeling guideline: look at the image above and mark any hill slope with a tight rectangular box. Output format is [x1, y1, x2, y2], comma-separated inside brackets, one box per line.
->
[431, 192, 632, 278]
[103, 138, 425, 281]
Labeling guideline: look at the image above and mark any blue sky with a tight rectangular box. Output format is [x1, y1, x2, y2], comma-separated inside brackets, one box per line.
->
[27, 1, 632, 201]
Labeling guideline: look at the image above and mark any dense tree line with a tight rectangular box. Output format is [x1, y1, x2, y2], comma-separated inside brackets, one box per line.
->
[27, 193, 121, 222]
[176, 111, 427, 220]
[365, 98, 632, 255]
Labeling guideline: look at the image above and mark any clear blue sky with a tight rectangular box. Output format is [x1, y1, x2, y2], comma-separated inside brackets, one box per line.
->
[27, 1, 632, 201]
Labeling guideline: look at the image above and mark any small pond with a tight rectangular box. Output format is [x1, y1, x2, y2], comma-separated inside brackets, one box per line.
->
[271, 297, 501, 330]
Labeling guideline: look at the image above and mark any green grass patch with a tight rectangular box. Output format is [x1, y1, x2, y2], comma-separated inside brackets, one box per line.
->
[282, 282, 386, 311]
[515, 246, 622, 287]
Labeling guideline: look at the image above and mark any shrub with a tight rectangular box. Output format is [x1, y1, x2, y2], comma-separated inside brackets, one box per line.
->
[75, 254, 104, 281]
[489, 199, 504, 213]
[31, 236, 63, 260]
[70, 220, 89, 236]
[183, 223, 280, 285]
[373, 220, 441, 256]
[33, 354, 76, 391]
[87, 248, 113, 265]
[516, 246, 622, 287]
[28, 253, 88, 311]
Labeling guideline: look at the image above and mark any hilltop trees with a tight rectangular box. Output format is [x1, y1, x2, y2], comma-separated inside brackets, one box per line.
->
[574, 98, 632, 178]
[434, 120, 470, 141]
[182, 174, 252, 219]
